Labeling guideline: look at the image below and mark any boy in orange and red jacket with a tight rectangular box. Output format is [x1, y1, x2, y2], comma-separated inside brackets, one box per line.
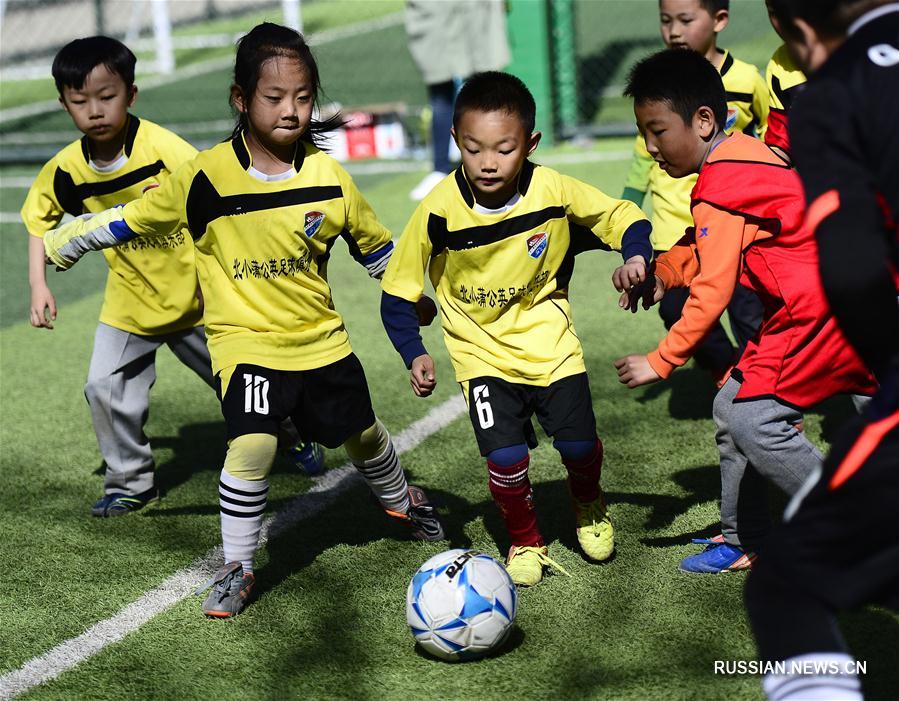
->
[613, 48, 876, 574]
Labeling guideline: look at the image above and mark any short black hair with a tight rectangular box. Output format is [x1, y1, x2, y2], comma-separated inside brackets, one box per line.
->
[660, 0, 729, 13]
[768, 0, 887, 38]
[453, 71, 536, 134]
[52, 36, 136, 94]
[625, 49, 727, 129]
[700, 0, 729, 12]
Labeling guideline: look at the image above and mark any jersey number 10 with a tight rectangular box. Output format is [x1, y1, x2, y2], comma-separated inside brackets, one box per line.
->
[244, 374, 270, 415]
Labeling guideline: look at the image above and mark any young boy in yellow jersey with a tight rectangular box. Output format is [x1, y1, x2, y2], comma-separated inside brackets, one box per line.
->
[21, 37, 212, 517]
[621, 0, 768, 385]
[381, 72, 653, 586]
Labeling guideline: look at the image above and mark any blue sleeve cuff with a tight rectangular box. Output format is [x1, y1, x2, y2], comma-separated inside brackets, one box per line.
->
[621, 219, 653, 265]
[109, 218, 137, 242]
[380, 292, 428, 368]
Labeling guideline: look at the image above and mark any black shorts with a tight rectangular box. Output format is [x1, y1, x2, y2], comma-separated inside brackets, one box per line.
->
[463, 373, 597, 456]
[217, 353, 376, 449]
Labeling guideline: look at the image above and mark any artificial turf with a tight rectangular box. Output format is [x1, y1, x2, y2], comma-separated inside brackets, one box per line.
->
[1, 144, 896, 700]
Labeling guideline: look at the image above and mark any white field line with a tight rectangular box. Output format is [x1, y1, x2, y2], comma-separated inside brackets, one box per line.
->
[0, 393, 466, 701]
[0, 12, 405, 124]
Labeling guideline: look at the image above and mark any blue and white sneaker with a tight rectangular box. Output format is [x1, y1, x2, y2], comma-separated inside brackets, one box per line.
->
[678, 538, 757, 573]
[287, 441, 325, 476]
[91, 488, 159, 517]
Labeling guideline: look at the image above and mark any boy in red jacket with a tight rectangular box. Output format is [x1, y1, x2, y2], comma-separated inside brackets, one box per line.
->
[614, 49, 876, 573]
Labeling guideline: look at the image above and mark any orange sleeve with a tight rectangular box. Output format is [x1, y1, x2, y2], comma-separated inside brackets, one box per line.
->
[646, 203, 749, 379]
[654, 230, 700, 289]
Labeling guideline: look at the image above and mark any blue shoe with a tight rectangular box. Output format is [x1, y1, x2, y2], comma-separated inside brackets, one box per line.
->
[678, 539, 757, 573]
[91, 488, 159, 517]
[287, 441, 325, 476]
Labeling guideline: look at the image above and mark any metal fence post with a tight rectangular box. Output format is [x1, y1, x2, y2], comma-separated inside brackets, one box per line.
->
[550, 0, 578, 138]
[506, 0, 554, 143]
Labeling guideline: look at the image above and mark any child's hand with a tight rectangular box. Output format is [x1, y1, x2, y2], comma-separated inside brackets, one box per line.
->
[613, 354, 661, 388]
[410, 354, 437, 397]
[415, 295, 438, 326]
[612, 255, 648, 292]
[30, 284, 57, 329]
[618, 275, 666, 313]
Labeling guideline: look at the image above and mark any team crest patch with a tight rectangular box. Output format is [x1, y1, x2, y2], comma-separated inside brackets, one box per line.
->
[725, 107, 738, 131]
[526, 232, 548, 259]
[304, 211, 325, 238]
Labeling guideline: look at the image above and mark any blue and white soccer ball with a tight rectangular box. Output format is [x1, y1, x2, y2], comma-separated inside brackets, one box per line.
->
[406, 549, 517, 661]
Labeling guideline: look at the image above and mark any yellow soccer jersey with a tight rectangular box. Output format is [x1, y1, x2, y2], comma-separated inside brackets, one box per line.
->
[762, 44, 807, 154]
[381, 163, 648, 386]
[766, 44, 806, 112]
[20, 116, 201, 335]
[624, 50, 770, 251]
[64, 133, 395, 376]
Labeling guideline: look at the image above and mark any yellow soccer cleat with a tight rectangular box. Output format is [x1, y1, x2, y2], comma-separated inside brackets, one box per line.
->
[573, 491, 615, 562]
[505, 545, 571, 587]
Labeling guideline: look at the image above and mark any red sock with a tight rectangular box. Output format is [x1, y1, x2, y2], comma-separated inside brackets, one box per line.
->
[562, 438, 603, 503]
[487, 455, 543, 547]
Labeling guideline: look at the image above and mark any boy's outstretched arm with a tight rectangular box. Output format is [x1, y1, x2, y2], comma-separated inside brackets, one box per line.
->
[617, 231, 697, 312]
[615, 204, 747, 387]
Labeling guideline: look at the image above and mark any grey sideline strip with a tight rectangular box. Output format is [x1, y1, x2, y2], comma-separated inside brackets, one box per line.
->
[0, 393, 466, 700]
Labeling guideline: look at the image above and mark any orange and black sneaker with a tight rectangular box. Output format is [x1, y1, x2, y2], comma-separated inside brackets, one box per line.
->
[384, 485, 445, 541]
[197, 561, 255, 618]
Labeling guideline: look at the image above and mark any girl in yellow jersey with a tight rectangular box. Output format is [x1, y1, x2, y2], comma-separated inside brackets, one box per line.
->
[44, 23, 444, 618]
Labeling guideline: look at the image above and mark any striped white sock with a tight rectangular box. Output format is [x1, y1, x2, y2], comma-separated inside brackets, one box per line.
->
[763, 653, 863, 701]
[219, 469, 268, 573]
[352, 438, 411, 513]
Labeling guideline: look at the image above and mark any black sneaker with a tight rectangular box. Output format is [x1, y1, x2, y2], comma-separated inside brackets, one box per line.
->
[91, 488, 159, 517]
[384, 485, 445, 541]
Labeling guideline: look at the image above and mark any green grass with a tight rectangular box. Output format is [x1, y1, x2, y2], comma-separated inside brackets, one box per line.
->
[1, 142, 897, 700]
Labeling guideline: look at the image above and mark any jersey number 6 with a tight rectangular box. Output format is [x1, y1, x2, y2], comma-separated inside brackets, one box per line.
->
[473, 384, 495, 429]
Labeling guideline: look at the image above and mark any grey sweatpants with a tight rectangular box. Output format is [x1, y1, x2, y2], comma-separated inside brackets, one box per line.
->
[714, 377, 823, 549]
[85, 322, 214, 496]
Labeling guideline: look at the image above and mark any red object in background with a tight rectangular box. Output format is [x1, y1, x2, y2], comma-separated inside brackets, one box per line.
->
[343, 111, 376, 159]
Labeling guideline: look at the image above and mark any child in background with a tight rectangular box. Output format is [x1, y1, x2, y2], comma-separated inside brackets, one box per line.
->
[22, 37, 210, 516]
[614, 49, 876, 574]
[381, 72, 653, 586]
[621, 0, 768, 386]
[762, 0, 808, 161]
[44, 23, 444, 617]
